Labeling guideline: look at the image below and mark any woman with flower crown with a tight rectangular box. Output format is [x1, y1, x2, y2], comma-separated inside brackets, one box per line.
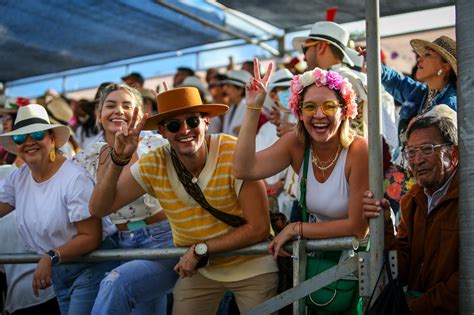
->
[234, 58, 368, 257]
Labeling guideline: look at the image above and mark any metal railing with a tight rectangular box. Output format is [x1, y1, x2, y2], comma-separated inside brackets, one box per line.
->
[0, 237, 369, 314]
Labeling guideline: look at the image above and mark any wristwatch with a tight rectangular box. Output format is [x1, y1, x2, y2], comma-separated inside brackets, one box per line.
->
[47, 250, 61, 266]
[194, 242, 208, 258]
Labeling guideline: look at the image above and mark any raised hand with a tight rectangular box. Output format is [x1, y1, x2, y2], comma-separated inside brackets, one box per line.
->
[113, 107, 148, 159]
[245, 57, 273, 109]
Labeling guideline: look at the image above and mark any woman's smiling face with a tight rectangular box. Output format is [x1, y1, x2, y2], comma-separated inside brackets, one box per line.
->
[299, 85, 343, 144]
[99, 90, 137, 137]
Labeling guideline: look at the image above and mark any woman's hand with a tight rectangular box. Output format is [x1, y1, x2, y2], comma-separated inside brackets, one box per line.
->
[173, 245, 200, 278]
[32, 255, 53, 297]
[245, 58, 273, 109]
[268, 222, 298, 260]
[114, 107, 148, 159]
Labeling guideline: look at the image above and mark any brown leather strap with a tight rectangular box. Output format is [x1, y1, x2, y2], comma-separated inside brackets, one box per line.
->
[169, 147, 246, 228]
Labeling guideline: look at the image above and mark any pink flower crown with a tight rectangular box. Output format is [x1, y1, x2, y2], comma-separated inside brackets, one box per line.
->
[288, 68, 358, 119]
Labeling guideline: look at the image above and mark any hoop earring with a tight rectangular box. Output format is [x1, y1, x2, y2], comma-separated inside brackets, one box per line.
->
[49, 143, 56, 162]
[437, 69, 443, 76]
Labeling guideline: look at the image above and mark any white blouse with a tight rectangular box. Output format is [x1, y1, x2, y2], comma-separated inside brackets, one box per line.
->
[73, 134, 168, 224]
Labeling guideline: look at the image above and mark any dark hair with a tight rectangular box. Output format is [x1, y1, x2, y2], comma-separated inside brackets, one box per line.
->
[177, 67, 195, 76]
[407, 115, 458, 145]
[328, 44, 344, 61]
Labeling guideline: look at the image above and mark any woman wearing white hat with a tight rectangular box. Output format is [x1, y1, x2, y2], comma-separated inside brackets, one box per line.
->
[0, 104, 117, 315]
[73, 84, 177, 315]
[380, 36, 457, 138]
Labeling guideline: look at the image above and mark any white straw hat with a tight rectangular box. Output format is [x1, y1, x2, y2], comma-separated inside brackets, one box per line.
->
[221, 70, 252, 88]
[292, 21, 354, 67]
[0, 104, 70, 154]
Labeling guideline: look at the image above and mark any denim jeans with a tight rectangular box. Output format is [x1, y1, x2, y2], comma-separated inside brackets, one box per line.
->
[51, 237, 118, 315]
[92, 219, 178, 315]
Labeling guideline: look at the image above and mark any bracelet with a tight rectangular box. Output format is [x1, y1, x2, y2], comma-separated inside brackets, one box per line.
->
[292, 222, 303, 240]
[246, 105, 262, 111]
[110, 149, 132, 167]
[55, 249, 62, 264]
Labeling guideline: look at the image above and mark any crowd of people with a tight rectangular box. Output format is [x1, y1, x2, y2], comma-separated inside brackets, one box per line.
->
[0, 19, 459, 315]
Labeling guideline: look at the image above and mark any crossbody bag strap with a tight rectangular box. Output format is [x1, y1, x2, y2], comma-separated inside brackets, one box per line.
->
[169, 147, 246, 228]
[299, 144, 311, 223]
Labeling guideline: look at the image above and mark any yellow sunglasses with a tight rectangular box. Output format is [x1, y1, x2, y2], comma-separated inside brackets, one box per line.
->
[301, 100, 341, 116]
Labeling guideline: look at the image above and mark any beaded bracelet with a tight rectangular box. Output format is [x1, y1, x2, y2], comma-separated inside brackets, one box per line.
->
[246, 105, 262, 111]
[110, 149, 132, 167]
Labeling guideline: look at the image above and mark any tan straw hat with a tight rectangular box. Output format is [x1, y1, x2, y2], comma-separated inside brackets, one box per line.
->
[410, 36, 457, 75]
[143, 87, 228, 130]
[0, 104, 70, 154]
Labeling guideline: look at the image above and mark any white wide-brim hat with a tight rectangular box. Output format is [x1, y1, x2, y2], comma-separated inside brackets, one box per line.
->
[292, 21, 354, 67]
[263, 68, 294, 109]
[221, 70, 252, 88]
[0, 104, 70, 154]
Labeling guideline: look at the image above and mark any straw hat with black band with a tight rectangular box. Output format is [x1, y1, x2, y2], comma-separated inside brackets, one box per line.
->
[143, 87, 228, 130]
[292, 21, 354, 67]
[410, 36, 457, 75]
[0, 104, 70, 154]
[221, 70, 252, 88]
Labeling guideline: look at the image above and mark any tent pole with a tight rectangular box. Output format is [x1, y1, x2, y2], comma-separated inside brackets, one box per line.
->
[456, 1, 474, 313]
[154, 0, 280, 57]
[365, 0, 385, 307]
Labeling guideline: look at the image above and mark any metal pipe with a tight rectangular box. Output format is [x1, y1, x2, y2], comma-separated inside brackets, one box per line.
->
[365, 0, 385, 305]
[0, 237, 358, 264]
[456, 1, 474, 313]
[205, 1, 283, 38]
[154, 0, 280, 56]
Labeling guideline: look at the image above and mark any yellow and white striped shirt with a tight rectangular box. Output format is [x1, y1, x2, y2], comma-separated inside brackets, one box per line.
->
[131, 133, 277, 281]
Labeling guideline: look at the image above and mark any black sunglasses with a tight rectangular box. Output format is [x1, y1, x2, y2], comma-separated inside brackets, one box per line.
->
[163, 115, 202, 133]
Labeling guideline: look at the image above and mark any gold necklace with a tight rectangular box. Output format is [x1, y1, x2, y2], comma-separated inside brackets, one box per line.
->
[312, 143, 341, 177]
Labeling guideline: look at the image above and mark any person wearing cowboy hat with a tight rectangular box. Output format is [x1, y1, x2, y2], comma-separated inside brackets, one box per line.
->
[90, 87, 278, 314]
[379, 35, 457, 139]
[221, 70, 252, 136]
[293, 21, 372, 139]
[0, 104, 118, 315]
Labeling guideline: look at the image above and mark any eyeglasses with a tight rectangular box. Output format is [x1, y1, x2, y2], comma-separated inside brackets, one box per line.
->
[302, 41, 322, 54]
[404, 143, 452, 160]
[163, 116, 202, 133]
[12, 130, 46, 145]
[301, 100, 341, 116]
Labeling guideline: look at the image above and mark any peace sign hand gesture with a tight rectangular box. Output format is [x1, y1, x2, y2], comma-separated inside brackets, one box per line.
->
[113, 107, 148, 160]
[245, 57, 273, 109]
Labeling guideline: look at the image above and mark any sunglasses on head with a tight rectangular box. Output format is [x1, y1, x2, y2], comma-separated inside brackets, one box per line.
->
[301, 100, 342, 116]
[163, 115, 202, 133]
[12, 130, 47, 145]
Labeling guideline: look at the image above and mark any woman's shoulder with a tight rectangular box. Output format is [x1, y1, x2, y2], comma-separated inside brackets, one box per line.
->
[61, 159, 94, 180]
[347, 136, 368, 158]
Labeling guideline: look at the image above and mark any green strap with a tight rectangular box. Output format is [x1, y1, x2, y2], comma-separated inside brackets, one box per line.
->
[299, 144, 311, 223]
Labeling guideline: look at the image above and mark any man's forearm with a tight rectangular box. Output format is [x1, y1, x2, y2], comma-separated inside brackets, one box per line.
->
[204, 221, 269, 254]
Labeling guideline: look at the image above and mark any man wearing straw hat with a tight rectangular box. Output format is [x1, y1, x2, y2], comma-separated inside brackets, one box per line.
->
[90, 87, 278, 314]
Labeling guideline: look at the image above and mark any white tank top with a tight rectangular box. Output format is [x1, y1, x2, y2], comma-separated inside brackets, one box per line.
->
[301, 148, 349, 221]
